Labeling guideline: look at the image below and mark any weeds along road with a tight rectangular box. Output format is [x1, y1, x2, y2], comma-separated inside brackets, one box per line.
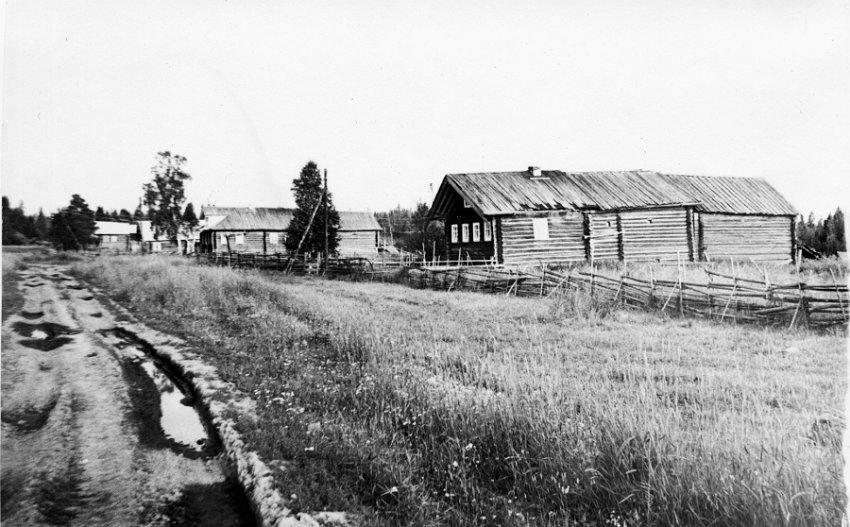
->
[1, 264, 253, 527]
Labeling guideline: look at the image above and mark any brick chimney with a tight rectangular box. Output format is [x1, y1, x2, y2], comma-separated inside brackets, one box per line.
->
[528, 166, 542, 177]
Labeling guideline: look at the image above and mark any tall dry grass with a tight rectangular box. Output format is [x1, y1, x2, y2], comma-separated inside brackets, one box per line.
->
[72, 255, 846, 526]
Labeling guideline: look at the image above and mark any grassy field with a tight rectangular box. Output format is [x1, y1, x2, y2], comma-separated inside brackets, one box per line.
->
[67, 255, 846, 526]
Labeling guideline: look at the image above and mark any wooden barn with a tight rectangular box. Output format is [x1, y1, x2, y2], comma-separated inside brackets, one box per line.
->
[94, 221, 138, 252]
[199, 206, 382, 255]
[337, 211, 382, 255]
[429, 167, 798, 266]
[199, 207, 291, 254]
[136, 220, 177, 253]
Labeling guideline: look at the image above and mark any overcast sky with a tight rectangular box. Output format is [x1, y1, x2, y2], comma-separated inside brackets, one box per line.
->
[2, 0, 849, 218]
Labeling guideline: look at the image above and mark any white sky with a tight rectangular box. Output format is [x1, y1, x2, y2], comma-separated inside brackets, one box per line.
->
[2, 0, 849, 217]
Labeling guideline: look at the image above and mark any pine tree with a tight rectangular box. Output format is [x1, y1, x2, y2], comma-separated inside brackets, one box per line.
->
[34, 209, 49, 240]
[182, 203, 199, 229]
[49, 194, 96, 250]
[285, 161, 340, 255]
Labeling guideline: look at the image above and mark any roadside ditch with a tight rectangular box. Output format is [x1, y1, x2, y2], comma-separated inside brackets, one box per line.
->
[56, 268, 351, 527]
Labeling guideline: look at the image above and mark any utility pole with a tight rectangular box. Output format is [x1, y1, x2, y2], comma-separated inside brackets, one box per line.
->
[323, 169, 329, 266]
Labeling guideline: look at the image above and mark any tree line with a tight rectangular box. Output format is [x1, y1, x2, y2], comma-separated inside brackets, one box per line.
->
[374, 203, 446, 260]
[3, 151, 199, 250]
[796, 207, 846, 257]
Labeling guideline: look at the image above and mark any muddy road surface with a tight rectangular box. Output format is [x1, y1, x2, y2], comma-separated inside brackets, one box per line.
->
[1, 265, 254, 526]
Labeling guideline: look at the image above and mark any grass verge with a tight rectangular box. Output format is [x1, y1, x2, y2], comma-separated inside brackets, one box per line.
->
[71, 255, 846, 526]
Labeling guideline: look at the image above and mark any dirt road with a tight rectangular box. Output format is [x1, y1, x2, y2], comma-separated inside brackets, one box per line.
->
[1, 264, 253, 526]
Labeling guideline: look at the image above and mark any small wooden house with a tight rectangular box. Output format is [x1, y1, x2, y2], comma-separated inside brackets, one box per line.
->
[94, 221, 138, 252]
[137, 220, 177, 253]
[429, 168, 798, 266]
[199, 207, 291, 254]
[337, 211, 382, 255]
[198, 206, 382, 255]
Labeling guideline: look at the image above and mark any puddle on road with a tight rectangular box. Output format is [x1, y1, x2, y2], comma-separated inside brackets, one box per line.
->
[13, 322, 79, 352]
[138, 360, 210, 452]
[104, 329, 219, 458]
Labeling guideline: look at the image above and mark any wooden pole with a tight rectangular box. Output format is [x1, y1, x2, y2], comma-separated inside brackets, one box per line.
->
[829, 270, 847, 322]
[323, 169, 329, 270]
[287, 196, 324, 273]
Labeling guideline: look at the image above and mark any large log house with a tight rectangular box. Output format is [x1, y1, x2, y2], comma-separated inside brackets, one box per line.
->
[429, 167, 798, 266]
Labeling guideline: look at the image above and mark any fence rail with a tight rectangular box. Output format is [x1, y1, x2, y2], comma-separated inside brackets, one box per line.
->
[195, 251, 848, 329]
[407, 265, 848, 329]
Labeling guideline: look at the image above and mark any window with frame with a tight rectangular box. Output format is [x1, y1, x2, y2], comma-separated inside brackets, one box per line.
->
[236, 233, 245, 245]
[463, 199, 472, 208]
[483, 221, 492, 242]
[269, 232, 279, 245]
[461, 224, 470, 243]
[220, 234, 227, 246]
[472, 222, 481, 242]
[532, 218, 549, 240]
[450, 224, 459, 243]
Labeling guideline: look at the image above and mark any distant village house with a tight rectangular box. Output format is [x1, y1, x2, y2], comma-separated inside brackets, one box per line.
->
[94, 221, 138, 252]
[198, 207, 382, 256]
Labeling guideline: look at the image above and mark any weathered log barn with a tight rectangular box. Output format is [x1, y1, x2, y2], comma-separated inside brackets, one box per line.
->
[199, 206, 382, 255]
[199, 207, 291, 254]
[94, 221, 138, 252]
[337, 211, 383, 255]
[429, 168, 798, 265]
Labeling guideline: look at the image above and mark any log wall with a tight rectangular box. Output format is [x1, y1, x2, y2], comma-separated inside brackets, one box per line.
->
[699, 214, 793, 262]
[445, 208, 495, 262]
[588, 212, 619, 261]
[620, 208, 691, 262]
[204, 230, 288, 254]
[500, 213, 585, 266]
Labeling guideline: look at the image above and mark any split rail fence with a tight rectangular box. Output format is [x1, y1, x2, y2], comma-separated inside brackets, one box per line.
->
[195, 252, 848, 329]
[407, 265, 848, 329]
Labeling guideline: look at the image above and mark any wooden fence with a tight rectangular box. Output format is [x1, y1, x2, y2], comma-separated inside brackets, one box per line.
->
[195, 251, 407, 279]
[195, 252, 848, 330]
[407, 265, 848, 329]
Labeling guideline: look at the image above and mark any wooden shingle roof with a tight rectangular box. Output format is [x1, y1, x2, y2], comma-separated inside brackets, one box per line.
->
[206, 208, 293, 231]
[431, 170, 797, 217]
[94, 221, 137, 236]
[201, 207, 381, 232]
[338, 211, 381, 231]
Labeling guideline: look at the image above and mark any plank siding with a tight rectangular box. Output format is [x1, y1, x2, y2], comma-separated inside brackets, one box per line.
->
[338, 231, 379, 255]
[699, 214, 793, 262]
[500, 213, 585, 266]
[97, 234, 132, 251]
[445, 206, 495, 262]
[619, 209, 690, 262]
[588, 212, 619, 261]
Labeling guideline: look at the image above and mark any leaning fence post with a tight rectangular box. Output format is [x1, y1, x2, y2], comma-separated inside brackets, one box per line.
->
[677, 251, 684, 316]
[829, 269, 848, 322]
